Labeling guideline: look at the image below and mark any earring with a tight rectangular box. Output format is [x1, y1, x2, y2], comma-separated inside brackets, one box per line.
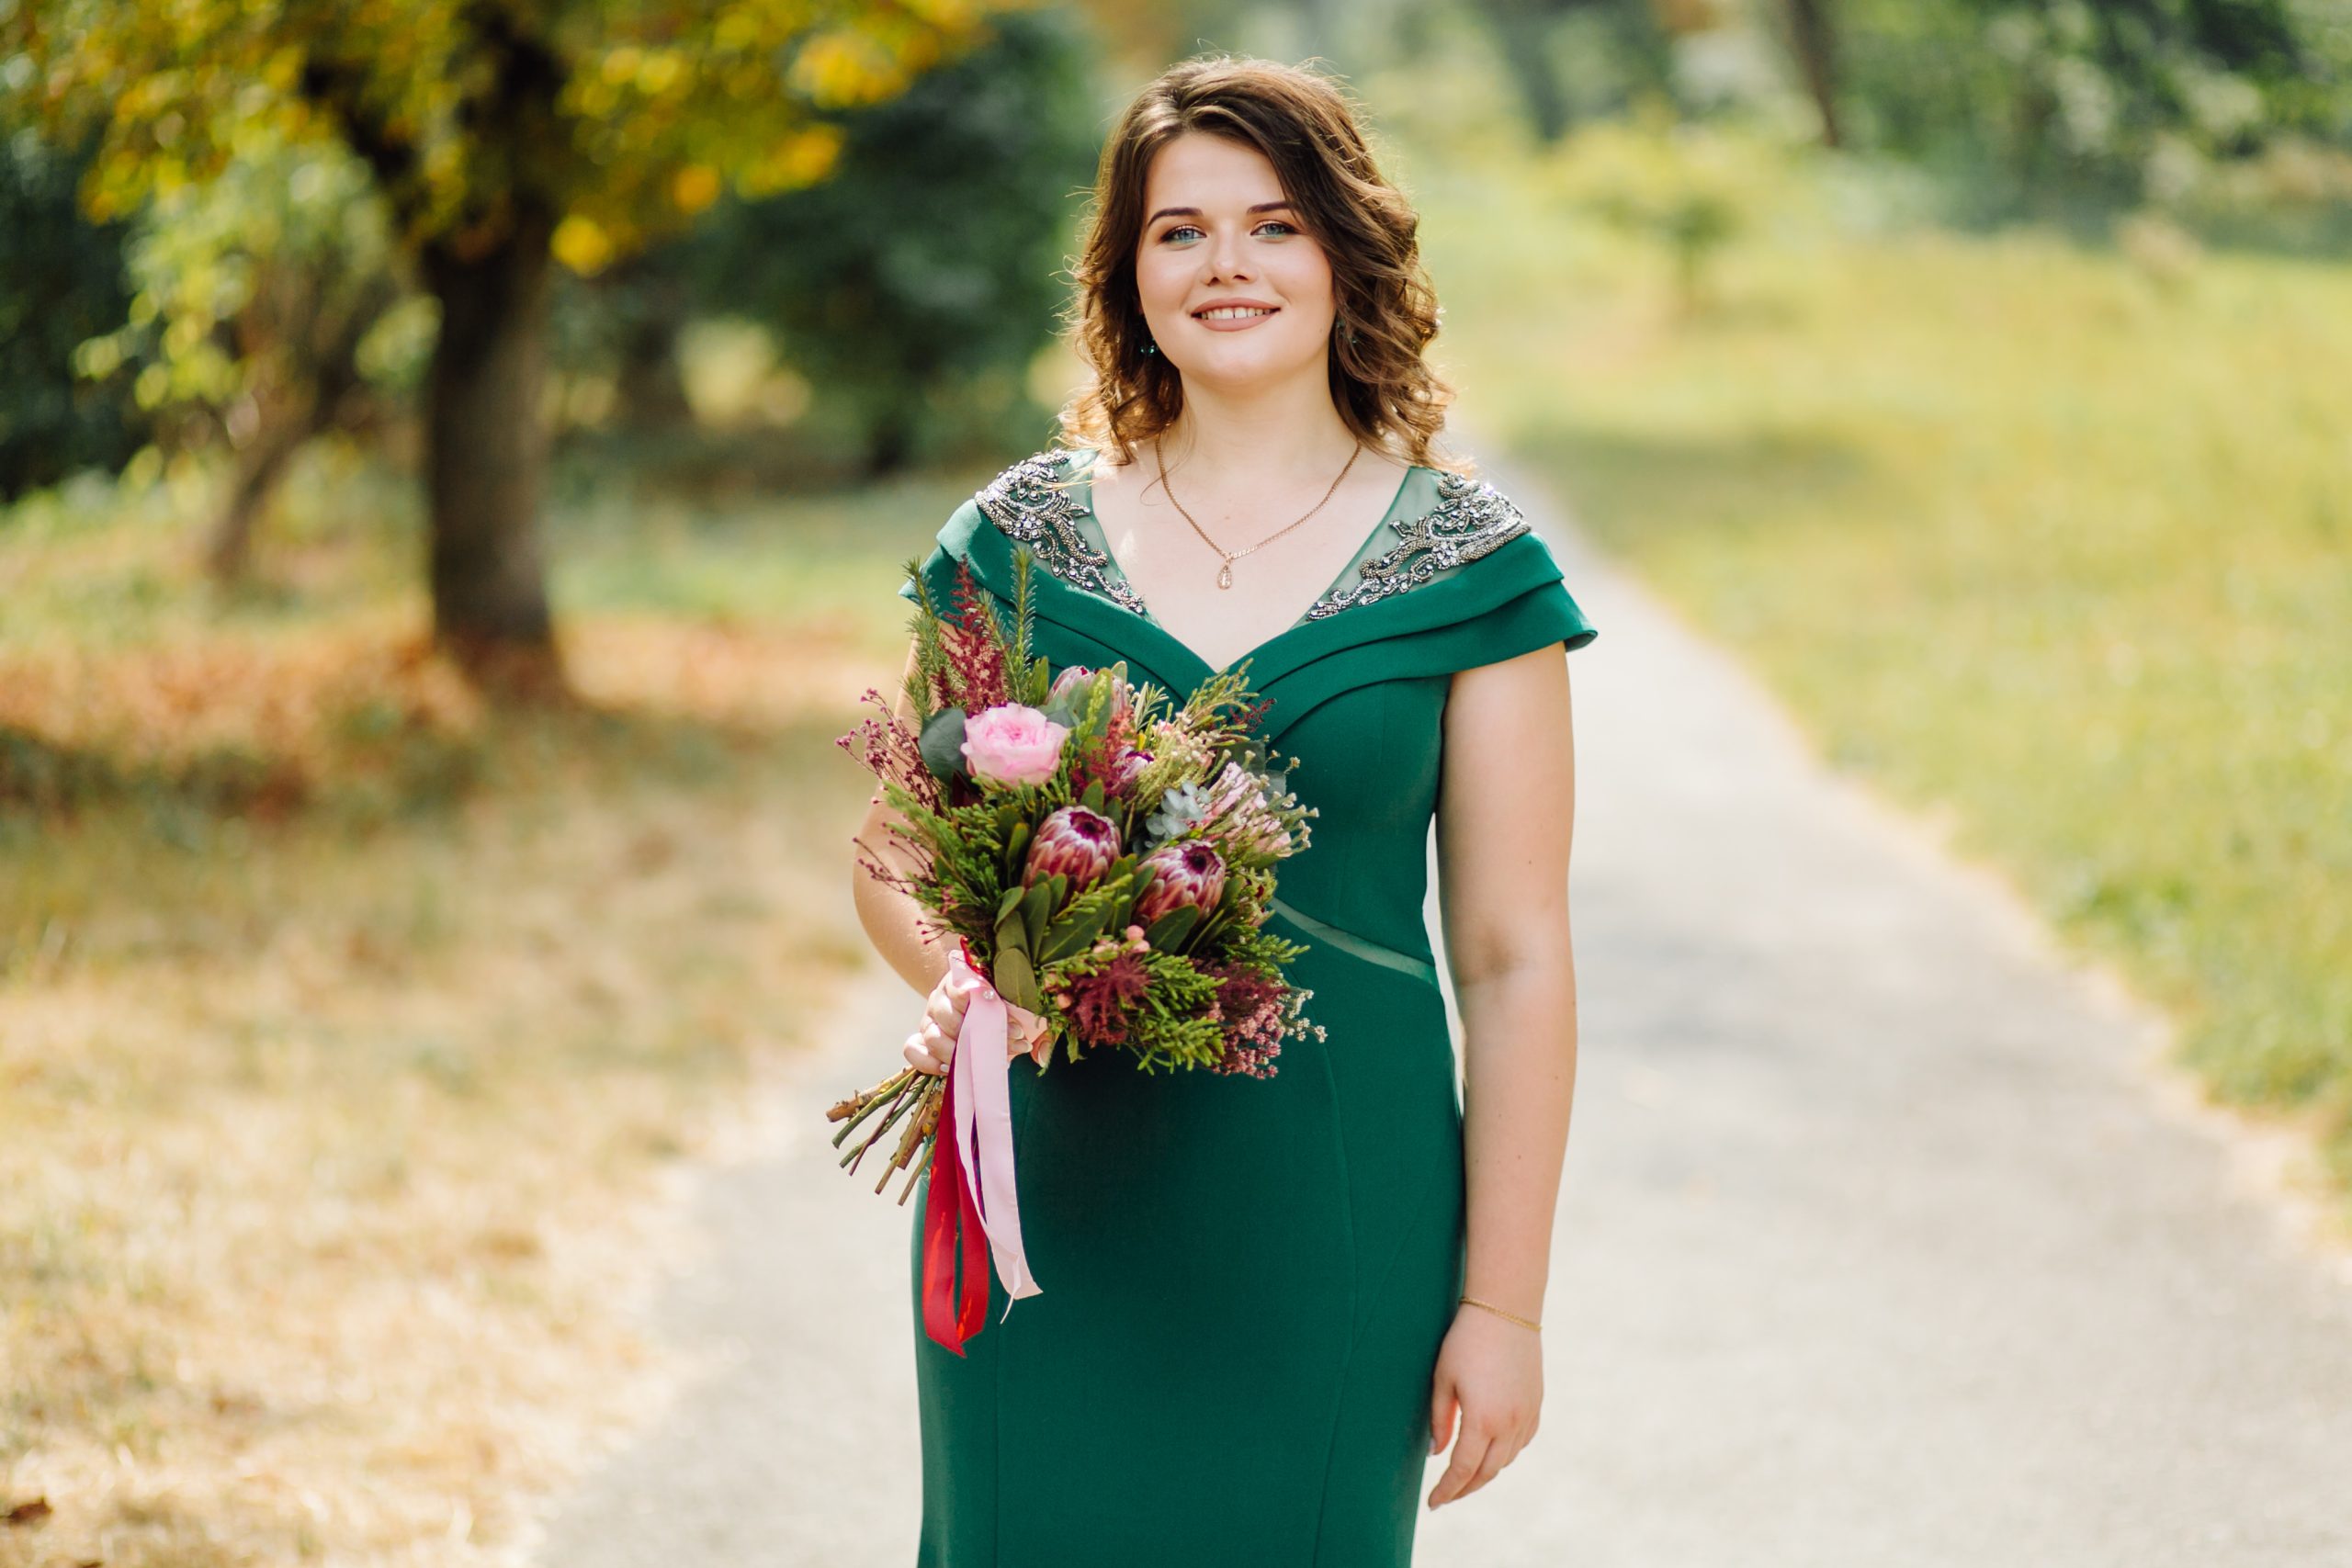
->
[1337, 319, 1359, 345]
[1140, 336, 1158, 355]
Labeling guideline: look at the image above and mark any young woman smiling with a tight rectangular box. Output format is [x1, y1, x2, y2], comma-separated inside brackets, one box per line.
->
[851, 51, 1598, 1567]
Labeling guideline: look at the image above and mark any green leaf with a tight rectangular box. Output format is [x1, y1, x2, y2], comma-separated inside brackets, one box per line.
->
[1038, 889, 1114, 964]
[918, 706, 968, 781]
[993, 945, 1043, 1012]
[1018, 879, 1054, 953]
[1143, 904, 1203, 953]
[995, 903, 1029, 956]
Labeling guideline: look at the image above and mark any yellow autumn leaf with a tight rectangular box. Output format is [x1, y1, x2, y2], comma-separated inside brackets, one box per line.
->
[551, 214, 615, 276]
[672, 164, 721, 215]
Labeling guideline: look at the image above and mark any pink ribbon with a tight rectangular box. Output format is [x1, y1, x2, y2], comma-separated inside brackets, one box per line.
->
[945, 942, 1045, 1320]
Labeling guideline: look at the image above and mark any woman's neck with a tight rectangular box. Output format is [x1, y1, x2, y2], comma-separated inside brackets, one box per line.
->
[1145, 398, 1363, 484]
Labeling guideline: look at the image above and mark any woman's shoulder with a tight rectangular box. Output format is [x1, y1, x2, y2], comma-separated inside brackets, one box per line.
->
[1317, 457, 1544, 617]
[972, 444, 1088, 525]
[1373, 458, 1599, 657]
[1405, 460, 1538, 562]
[895, 445, 1093, 605]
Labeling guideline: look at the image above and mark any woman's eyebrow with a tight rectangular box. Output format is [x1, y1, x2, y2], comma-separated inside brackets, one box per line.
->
[1146, 200, 1296, 224]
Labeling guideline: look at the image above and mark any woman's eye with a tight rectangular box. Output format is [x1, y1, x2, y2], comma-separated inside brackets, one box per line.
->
[1160, 220, 1296, 243]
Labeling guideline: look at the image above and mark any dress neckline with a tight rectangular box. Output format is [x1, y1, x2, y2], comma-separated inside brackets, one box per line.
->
[1063, 446, 1426, 680]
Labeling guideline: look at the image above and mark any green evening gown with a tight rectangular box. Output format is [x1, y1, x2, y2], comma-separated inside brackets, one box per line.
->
[894, 444, 1598, 1566]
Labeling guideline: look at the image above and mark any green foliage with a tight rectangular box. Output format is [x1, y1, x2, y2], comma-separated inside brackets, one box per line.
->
[679, 7, 1100, 470]
[1, 0, 1019, 266]
[1537, 107, 1815, 309]
[1833, 0, 2352, 219]
[72, 125, 423, 457]
[0, 127, 147, 499]
[1424, 124, 2352, 1200]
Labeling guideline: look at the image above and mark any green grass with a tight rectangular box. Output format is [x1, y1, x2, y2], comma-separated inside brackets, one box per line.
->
[0, 431, 965, 1562]
[1407, 124, 2352, 1201]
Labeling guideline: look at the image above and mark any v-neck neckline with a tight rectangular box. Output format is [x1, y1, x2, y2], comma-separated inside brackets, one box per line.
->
[1064, 446, 1425, 681]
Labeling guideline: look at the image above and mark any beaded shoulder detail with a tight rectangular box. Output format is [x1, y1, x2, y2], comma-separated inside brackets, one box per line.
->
[1300, 467, 1532, 620]
[970, 447, 1531, 625]
[971, 448, 1148, 616]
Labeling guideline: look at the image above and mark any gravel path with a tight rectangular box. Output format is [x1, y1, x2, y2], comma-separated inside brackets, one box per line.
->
[527, 452, 2352, 1567]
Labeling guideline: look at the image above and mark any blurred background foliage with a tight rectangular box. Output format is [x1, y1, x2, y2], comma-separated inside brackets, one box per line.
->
[5, 0, 2346, 535]
[2, 2, 2348, 1560]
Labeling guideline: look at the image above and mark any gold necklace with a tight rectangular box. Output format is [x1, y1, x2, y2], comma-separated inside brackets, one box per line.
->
[1153, 438, 1363, 590]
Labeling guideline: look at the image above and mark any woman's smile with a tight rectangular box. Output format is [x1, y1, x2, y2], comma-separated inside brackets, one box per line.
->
[1192, 303, 1281, 331]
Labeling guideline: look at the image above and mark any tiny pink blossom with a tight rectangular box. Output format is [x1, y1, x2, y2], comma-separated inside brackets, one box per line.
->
[960, 704, 1069, 787]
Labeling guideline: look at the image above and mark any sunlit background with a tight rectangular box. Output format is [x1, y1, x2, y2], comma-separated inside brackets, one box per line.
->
[3, 0, 2348, 1560]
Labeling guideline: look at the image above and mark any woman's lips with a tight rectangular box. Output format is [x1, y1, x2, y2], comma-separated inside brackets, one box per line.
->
[1192, 306, 1280, 332]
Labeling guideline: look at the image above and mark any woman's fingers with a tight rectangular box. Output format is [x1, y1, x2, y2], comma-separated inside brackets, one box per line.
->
[903, 964, 983, 1077]
[1428, 1379, 1459, 1456]
[909, 964, 1050, 1077]
[1457, 1426, 1521, 1501]
[1426, 1418, 1493, 1510]
[903, 1015, 955, 1077]
[927, 976, 972, 1035]
[902, 1031, 939, 1076]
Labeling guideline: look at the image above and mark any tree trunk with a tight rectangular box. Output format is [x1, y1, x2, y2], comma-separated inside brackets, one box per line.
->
[207, 268, 391, 583]
[207, 382, 317, 582]
[421, 217, 568, 699]
[1476, 0, 1574, 145]
[614, 299, 694, 430]
[1785, 0, 1843, 150]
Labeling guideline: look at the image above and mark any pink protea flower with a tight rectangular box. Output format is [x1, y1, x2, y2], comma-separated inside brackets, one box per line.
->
[960, 703, 1069, 787]
[1132, 840, 1227, 927]
[1204, 761, 1294, 857]
[1023, 805, 1120, 891]
[1049, 662, 1135, 718]
[1104, 746, 1152, 792]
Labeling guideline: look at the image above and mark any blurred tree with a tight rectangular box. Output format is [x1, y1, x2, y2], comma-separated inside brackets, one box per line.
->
[0, 128, 147, 502]
[1781, 0, 1843, 147]
[1543, 109, 1795, 311]
[1465, 0, 1681, 144]
[76, 133, 416, 581]
[4, 0, 1023, 694]
[686, 6, 1099, 476]
[1831, 0, 2346, 215]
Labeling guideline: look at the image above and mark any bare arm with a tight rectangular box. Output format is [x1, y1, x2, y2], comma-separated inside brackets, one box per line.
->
[1423, 638, 1580, 1508]
[1440, 638, 1579, 1324]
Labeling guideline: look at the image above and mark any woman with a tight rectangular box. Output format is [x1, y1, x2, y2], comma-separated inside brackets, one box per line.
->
[849, 52, 1596, 1566]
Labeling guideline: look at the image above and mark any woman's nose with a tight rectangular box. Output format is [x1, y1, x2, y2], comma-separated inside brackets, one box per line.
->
[1206, 228, 1250, 280]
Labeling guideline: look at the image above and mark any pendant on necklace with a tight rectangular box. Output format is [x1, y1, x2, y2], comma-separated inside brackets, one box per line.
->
[1216, 560, 1234, 590]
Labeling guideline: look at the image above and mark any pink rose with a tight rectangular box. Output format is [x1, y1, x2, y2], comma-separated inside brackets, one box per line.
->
[960, 703, 1069, 787]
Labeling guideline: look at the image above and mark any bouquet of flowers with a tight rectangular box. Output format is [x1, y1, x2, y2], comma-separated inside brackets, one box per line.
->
[831, 547, 1325, 1352]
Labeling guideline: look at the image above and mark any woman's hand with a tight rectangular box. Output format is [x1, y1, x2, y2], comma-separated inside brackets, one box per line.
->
[1425, 1303, 1544, 1509]
[903, 962, 1048, 1077]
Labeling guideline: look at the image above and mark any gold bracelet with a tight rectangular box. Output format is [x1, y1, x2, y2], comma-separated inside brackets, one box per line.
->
[1458, 1293, 1541, 1332]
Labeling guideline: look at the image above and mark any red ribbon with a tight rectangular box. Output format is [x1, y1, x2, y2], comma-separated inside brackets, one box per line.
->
[921, 938, 1001, 1356]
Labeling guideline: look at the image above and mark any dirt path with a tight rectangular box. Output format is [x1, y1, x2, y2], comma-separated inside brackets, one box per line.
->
[527, 454, 2352, 1566]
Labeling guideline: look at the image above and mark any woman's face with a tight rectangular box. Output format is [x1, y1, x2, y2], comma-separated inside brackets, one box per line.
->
[1133, 131, 1337, 390]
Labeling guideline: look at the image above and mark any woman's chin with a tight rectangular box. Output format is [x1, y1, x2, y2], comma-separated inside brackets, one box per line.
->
[1171, 341, 1324, 387]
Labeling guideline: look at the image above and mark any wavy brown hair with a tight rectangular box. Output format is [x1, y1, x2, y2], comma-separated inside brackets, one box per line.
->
[1052, 54, 1469, 477]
